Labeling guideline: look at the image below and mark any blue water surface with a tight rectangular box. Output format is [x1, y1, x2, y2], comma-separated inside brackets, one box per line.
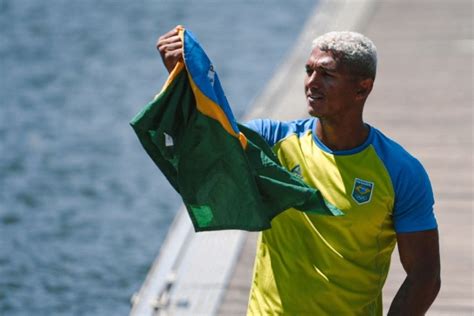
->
[0, 0, 317, 314]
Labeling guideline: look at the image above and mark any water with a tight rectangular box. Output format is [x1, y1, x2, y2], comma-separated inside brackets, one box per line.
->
[0, 0, 317, 314]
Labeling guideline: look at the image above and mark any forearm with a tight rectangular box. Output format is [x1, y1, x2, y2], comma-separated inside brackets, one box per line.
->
[388, 274, 441, 315]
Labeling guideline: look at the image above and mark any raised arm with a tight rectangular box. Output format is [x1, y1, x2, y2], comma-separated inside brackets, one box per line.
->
[388, 229, 441, 315]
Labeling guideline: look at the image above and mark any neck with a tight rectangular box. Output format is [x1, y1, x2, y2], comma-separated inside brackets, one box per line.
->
[316, 116, 369, 152]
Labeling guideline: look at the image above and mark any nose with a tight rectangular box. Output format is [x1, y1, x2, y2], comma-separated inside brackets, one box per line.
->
[306, 70, 320, 88]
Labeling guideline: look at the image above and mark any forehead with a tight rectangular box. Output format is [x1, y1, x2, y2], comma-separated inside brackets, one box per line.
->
[306, 48, 340, 70]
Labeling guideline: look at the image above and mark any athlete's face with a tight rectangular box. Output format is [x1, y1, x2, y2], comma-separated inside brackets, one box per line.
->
[304, 48, 361, 119]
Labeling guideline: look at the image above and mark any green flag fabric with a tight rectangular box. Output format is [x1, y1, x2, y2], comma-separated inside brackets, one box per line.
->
[130, 28, 343, 232]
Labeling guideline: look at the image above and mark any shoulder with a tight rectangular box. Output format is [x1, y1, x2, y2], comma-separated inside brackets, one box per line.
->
[370, 128, 437, 233]
[244, 118, 315, 147]
[370, 128, 428, 187]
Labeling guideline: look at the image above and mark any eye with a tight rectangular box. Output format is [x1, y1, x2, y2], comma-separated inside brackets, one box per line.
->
[321, 69, 332, 77]
[305, 65, 313, 75]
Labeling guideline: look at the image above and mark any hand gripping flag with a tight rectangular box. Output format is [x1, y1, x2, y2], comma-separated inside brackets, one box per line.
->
[130, 28, 343, 232]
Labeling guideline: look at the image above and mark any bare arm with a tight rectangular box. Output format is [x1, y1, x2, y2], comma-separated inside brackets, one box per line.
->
[156, 25, 184, 73]
[388, 229, 441, 315]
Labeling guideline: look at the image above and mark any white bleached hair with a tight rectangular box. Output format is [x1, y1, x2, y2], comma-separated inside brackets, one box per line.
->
[312, 31, 377, 79]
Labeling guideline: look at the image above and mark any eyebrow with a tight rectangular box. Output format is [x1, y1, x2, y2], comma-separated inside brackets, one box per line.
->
[306, 58, 337, 71]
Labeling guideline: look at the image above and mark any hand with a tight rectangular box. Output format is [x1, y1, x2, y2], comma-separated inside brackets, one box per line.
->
[156, 25, 184, 73]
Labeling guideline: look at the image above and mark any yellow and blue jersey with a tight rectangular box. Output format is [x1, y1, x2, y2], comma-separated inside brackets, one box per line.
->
[246, 118, 436, 315]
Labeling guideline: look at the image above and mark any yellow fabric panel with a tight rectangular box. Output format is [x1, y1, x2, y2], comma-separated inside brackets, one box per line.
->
[186, 72, 249, 149]
[155, 62, 185, 99]
[248, 131, 396, 315]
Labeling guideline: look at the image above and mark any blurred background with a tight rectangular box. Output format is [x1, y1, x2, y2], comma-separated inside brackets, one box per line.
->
[0, 0, 320, 315]
[2, 0, 473, 315]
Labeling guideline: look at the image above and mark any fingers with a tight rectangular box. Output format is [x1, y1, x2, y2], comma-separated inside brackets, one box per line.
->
[157, 35, 182, 49]
[157, 37, 182, 58]
[160, 25, 182, 39]
[159, 35, 181, 45]
[158, 25, 183, 43]
[161, 47, 183, 60]
[162, 27, 179, 39]
[156, 29, 182, 54]
[164, 41, 182, 52]
[156, 25, 185, 73]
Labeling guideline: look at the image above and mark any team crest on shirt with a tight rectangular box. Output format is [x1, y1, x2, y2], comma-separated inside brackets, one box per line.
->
[352, 178, 374, 205]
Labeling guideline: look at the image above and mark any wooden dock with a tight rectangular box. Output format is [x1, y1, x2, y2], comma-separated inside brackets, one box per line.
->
[366, 0, 473, 314]
[131, 0, 473, 314]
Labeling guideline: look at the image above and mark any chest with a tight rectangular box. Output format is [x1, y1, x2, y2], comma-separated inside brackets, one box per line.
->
[274, 133, 395, 226]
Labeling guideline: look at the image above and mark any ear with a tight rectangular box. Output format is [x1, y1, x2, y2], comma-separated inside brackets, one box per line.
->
[355, 78, 374, 100]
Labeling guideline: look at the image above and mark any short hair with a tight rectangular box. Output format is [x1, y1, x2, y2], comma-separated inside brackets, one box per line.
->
[312, 31, 377, 79]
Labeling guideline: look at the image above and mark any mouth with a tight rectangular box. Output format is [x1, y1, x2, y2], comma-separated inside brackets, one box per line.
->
[307, 93, 324, 103]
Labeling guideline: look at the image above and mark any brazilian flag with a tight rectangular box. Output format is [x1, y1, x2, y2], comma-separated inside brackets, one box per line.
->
[130, 28, 343, 232]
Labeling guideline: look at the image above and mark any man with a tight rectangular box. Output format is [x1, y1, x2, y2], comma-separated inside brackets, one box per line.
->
[157, 26, 440, 315]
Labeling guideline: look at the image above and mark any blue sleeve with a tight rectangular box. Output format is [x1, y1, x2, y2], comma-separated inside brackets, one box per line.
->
[392, 157, 437, 233]
[371, 129, 437, 233]
[244, 119, 285, 146]
[243, 119, 267, 138]
[244, 118, 315, 147]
